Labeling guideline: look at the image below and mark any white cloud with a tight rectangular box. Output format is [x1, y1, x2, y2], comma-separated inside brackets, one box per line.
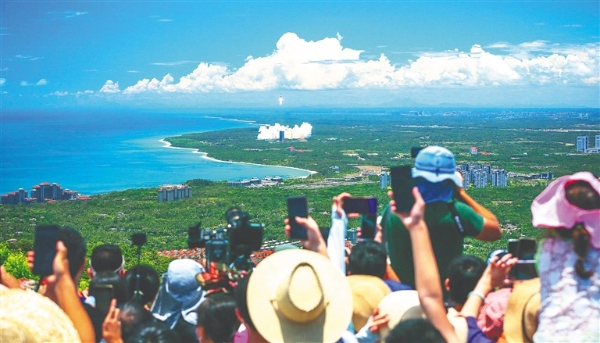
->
[36, 79, 48, 86]
[107, 32, 599, 95]
[152, 60, 198, 66]
[51, 91, 69, 96]
[0, 78, 5, 86]
[127, 70, 141, 73]
[100, 80, 121, 93]
[158, 19, 172, 22]
[20, 81, 28, 86]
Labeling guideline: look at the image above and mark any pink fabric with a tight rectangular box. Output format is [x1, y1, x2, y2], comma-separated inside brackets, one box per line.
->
[531, 172, 600, 249]
[233, 323, 248, 343]
[477, 287, 512, 341]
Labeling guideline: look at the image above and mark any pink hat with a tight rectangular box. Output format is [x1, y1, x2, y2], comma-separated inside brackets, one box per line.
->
[531, 172, 600, 249]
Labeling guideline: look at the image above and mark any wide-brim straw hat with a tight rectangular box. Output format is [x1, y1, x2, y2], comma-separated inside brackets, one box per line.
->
[346, 275, 391, 332]
[247, 249, 352, 343]
[502, 278, 540, 343]
[377, 290, 426, 341]
[0, 288, 80, 342]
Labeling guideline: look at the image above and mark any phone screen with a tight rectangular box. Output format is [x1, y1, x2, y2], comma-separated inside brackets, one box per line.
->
[90, 284, 114, 317]
[287, 196, 308, 239]
[390, 166, 415, 213]
[360, 213, 377, 240]
[510, 238, 538, 280]
[32, 225, 59, 277]
[343, 197, 377, 214]
[507, 239, 519, 256]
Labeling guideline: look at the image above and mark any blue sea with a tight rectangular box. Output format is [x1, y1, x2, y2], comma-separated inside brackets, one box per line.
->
[0, 110, 312, 195]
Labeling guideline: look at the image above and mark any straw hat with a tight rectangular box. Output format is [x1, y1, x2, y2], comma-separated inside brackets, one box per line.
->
[377, 290, 426, 341]
[0, 288, 80, 343]
[346, 275, 391, 332]
[502, 278, 540, 343]
[247, 249, 352, 343]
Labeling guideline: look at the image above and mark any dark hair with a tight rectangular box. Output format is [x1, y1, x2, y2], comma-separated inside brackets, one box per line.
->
[58, 226, 86, 279]
[233, 274, 256, 331]
[385, 318, 443, 343]
[90, 270, 130, 304]
[119, 301, 154, 341]
[197, 293, 240, 343]
[562, 180, 600, 278]
[347, 240, 387, 278]
[446, 255, 486, 304]
[125, 265, 160, 305]
[91, 244, 123, 273]
[125, 321, 180, 343]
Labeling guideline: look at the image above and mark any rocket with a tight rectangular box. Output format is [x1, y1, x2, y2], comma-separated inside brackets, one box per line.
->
[279, 95, 284, 106]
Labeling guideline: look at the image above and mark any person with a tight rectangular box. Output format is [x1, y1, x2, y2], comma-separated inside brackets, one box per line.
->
[445, 255, 486, 312]
[233, 274, 261, 343]
[5, 239, 95, 342]
[27, 225, 102, 342]
[245, 248, 354, 343]
[384, 146, 501, 290]
[529, 171, 600, 342]
[150, 259, 205, 343]
[125, 321, 180, 343]
[88, 244, 125, 279]
[347, 240, 411, 292]
[196, 293, 239, 343]
[118, 301, 155, 342]
[385, 318, 444, 343]
[389, 187, 514, 343]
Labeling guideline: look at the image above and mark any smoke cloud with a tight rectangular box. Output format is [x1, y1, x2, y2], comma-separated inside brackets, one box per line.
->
[257, 123, 312, 140]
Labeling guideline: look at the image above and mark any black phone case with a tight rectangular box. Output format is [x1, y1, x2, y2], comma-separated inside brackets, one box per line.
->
[32, 225, 59, 277]
[287, 196, 308, 239]
[390, 166, 415, 213]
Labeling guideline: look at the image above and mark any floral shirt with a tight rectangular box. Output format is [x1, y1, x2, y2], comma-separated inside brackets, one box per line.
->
[534, 238, 600, 342]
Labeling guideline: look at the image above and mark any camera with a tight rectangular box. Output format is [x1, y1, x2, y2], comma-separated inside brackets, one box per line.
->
[226, 207, 264, 259]
[188, 223, 230, 265]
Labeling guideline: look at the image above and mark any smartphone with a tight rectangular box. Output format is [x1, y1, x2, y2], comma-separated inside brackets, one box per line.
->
[510, 238, 538, 280]
[390, 165, 415, 213]
[507, 239, 519, 256]
[360, 213, 377, 240]
[411, 147, 424, 158]
[90, 284, 114, 317]
[287, 196, 308, 240]
[32, 225, 60, 277]
[343, 197, 377, 214]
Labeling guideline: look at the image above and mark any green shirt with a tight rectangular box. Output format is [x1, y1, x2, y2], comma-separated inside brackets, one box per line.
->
[385, 200, 484, 289]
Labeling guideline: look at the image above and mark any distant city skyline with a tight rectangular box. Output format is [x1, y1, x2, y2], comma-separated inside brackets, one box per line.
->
[1, 1, 598, 109]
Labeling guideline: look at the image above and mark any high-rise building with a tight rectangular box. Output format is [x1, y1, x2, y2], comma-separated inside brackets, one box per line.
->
[577, 136, 589, 152]
[596, 135, 600, 149]
[379, 172, 388, 189]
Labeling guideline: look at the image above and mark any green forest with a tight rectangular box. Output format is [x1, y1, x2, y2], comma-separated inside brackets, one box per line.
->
[1, 109, 598, 287]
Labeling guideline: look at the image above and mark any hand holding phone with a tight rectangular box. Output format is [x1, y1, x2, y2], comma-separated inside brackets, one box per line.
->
[90, 284, 115, 318]
[32, 225, 60, 277]
[390, 166, 415, 213]
[287, 196, 308, 239]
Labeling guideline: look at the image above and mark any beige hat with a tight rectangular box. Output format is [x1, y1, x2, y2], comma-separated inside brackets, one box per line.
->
[377, 290, 426, 341]
[247, 249, 353, 343]
[346, 275, 391, 332]
[502, 278, 540, 343]
[0, 288, 80, 343]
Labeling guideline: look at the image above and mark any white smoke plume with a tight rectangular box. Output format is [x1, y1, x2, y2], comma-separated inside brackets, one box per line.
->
[257, 122, 312, 140]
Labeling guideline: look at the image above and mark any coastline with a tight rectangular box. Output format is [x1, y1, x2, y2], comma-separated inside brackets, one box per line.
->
[159, 138, 318, 178]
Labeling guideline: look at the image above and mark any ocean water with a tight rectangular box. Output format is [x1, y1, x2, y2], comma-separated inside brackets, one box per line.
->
[0, 110, 311, 195]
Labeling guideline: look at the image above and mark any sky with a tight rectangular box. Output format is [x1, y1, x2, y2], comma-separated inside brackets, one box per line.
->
[1, 0, 599, 109]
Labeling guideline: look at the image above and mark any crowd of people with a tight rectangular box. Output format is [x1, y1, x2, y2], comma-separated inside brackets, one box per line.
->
[1, 145, 598, 343]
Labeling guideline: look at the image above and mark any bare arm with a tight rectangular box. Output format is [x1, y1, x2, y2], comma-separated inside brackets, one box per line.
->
[454, 187, 501, 241]
[460, 253, 517, 318]
[284, 216, 328, 258]
[390, 188, 459, 343]
[49, 241, 96, 343]
[0, 265, 23, 289]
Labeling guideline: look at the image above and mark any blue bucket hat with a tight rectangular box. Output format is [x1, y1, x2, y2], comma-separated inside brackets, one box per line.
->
[412, 146, 462, 187]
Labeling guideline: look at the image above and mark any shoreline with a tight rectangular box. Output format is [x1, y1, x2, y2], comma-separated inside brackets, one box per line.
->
[159, 138, 318, 178]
